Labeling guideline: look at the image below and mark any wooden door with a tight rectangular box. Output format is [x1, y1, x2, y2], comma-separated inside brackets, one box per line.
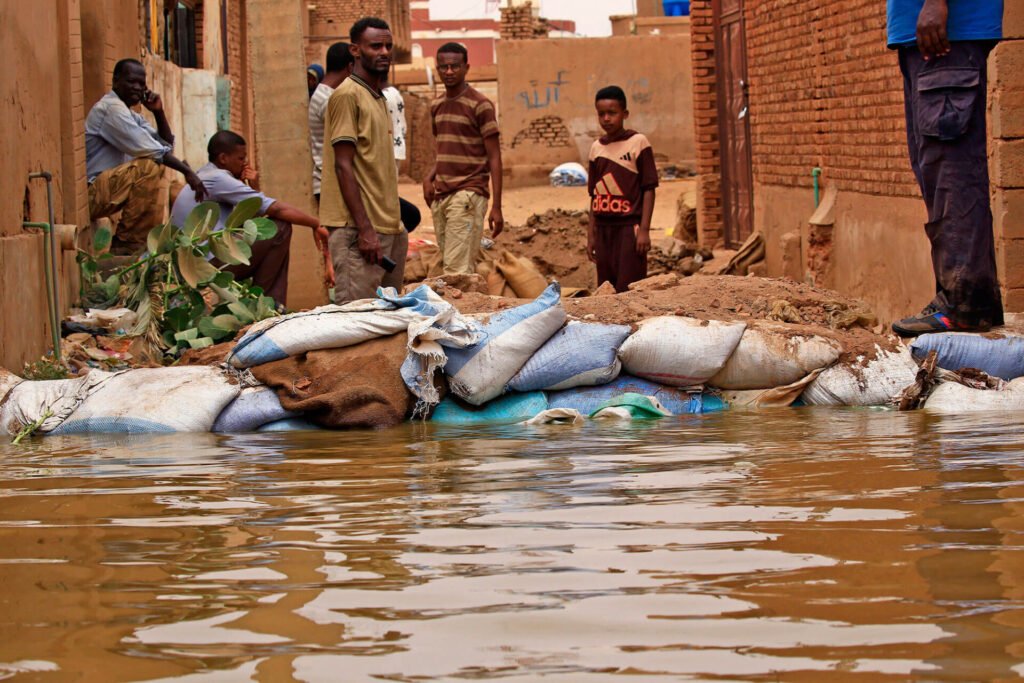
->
[714, 0, 754, 247]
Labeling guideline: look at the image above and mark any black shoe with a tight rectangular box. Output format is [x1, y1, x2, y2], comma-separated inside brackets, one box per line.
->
[892, 310, 991, 337]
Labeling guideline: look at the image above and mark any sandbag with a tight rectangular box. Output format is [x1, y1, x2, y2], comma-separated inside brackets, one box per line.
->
[720, 369, 824, 408]
[520, 408, 585, 425]
[923, 377, 1024, 413]
[250, 334, 416, 430]
[48, 366, 240, 434]
[618, 316, 746, 387]
[1, 370, 116, 436]
[547, 375, 727, 416]
[911, 333, 1024, 381]
[507, 321, 631, 392]
[213, 385, 300, 433]
[709, 323, 842, 390]
[495, 251, 547, 299]
[590, 393, 672, 420]
[228, 300, 422, 368]
[430, 392, 548, 425]
[801, 347, 918, 407]
[445, 283, 566, 405]
[258, 418, 323, 431]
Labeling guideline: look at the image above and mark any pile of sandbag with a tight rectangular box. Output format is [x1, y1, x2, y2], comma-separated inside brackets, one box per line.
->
[404, 240, 550, 300]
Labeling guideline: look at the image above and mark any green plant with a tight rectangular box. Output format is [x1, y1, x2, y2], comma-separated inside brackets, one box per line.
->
[22, 354, 70, 380]
[77, 198, 280, 357]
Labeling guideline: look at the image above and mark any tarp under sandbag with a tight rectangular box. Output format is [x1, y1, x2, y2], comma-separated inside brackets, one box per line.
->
[430, 392, 548, 425]
[1, 369, 117, 436]
[709, 323, 842, 390]
[445, 283, 566, 405]
[47, 367, 240, 435]
[618, 316, 746, 387]
[800, 347, 918, 407]
[547, 375, 726, 416]
[507, 321, 631, 392]
[911, 333, 1024, 381]
[923, 377, 1024, 413]
[213, 385, 300, 433]
[250, 334, 417, 430]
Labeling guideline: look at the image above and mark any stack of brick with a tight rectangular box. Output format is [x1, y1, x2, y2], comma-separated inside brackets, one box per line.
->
[688, 0, 722, 247]
[510, 115, 572, 149]
[991, 4, 1024, 312]
[305, 0, 411, 63]
[499, 2, 550, 40]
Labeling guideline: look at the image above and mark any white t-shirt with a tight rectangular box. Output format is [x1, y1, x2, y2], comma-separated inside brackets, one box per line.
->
[383, 86, 407, 162]
[308, 82, 335, 194]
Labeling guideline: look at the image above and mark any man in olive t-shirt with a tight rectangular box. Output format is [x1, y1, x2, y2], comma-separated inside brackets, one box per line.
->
[320, 17, 404, 303]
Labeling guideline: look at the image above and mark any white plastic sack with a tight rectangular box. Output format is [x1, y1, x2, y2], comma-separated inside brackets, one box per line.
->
[507, 321, 631, 392]
[213, 385, 299, 433]
[800, 346, 918, 407]
[618, 316, 746, 387]
[48, 367, 240, 434]
[1, 370, 118, 436]
[710, 323, 842, 390]
[228, 300, 422, 368]
[445, 283, 566, 405]
[549, 162, 588, 187]
[911, 332, 1024, 380]
[924, 377, 1024, 413]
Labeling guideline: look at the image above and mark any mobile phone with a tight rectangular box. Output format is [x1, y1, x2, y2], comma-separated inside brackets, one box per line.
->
[381, 256, 396, 273]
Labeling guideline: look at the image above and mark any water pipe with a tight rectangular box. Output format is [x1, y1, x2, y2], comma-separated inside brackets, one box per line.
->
[812, 167, 822, 208]
[25, 171, 62, 364]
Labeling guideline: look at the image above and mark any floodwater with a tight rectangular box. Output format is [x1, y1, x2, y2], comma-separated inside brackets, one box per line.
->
[1, 409, 1023, 681]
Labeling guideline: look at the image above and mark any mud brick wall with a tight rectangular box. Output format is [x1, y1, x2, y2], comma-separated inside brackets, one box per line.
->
[499, 2, 549, 40]
[306, 0, 411, 64]
[688, 0, 722, 245]
[510, 115, 572, 149]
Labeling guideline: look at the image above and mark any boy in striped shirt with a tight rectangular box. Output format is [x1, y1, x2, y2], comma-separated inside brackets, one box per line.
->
[587, 85, 659, 292]
[423, 42, 504, 275]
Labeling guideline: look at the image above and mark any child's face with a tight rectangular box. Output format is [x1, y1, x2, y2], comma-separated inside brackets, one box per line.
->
[596, 99, 628, 135]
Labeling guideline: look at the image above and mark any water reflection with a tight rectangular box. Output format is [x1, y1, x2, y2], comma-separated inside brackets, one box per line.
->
[0, 409, 1021, 680]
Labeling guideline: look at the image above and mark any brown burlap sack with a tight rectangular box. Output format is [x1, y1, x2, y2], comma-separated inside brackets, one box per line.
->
[250, 333, 415, 429]
[495, 250, 547, 299]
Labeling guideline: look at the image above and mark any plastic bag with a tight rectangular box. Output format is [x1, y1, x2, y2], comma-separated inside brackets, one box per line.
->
[911, 333, 1024, 381]
[507, 321, 631, 392]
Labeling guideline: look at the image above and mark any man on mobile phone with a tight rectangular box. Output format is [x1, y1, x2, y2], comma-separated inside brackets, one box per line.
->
[320, 17, 406, 303]
[85, 58, 206, 254]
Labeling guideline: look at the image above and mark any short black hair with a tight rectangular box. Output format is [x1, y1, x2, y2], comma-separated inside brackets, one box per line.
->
[113, 58, 144, 81]
[437, 42, 468, 63]
[326, 41, 354, 72]
[208, 130, 246, 162]
[350, 17, 390, 43]
[595, 85, 627, 109]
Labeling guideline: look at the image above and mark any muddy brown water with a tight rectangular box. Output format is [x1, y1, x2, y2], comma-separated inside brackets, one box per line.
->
[1, 409, 1023, 681]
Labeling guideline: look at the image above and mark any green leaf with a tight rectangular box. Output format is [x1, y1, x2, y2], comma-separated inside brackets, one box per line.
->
[101, 273, 120, 299]
[252, 217, 278, 241]
[224, 234, 252, 266]
[186, 337, 215, 350]
[225, 196, 263, 231]
[162, 329, 178, 348]
[93, 224, 113, 253]
[197, 314, 241, 341]
[228, 301, 255, 324]
[256, 295, 278, 320]
[208, 234, 237, 265]
[174, 328, 199, 342]
[184, 202, 219, 241]
[175, 247, 219, 288]
[212, 271, 234, 288]
[147, 222, 175, 255]
[164, 306, 194, 332]
[212, 314, 243, 331]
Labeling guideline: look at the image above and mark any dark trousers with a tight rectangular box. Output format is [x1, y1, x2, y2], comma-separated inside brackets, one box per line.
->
[222, 219, 292, 307]
[899, 41, 1003, 327]
[595, 222, 647, 293]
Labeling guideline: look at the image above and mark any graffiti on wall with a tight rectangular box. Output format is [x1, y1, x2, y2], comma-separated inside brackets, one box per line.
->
[516, 71, 569, 110]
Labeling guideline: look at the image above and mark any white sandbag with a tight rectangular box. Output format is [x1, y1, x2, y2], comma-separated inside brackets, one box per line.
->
[507, 321, 631, 392]
[519, 408, 585, 426]
[213, 385, 299, 433]
[228, 300, 422, 368]
[801, 346, 918, 407]
[0, 368, 23, 405]
[48, 366, 240, 434]
[1, 370, 118, 436]
[618, 316, 746, 387]
[720, 369, 824, 408]
[924, 377, 1024, 413]
[709, 323, 842, 390]
[445, 283, 566, 405]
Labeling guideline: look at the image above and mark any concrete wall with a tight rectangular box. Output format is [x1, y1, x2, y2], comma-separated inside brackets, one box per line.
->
[496, 35, 695, 186]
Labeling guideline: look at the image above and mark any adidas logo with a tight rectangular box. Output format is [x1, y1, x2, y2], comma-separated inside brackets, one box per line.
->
[620, 152, 633, 162]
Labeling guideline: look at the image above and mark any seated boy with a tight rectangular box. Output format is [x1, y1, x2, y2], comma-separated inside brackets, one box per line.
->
[586, 85, 658, 292]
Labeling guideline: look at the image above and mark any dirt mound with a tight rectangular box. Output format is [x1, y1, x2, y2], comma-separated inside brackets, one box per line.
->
[438, 274, 896, 363]
[494, 208, 595, 289]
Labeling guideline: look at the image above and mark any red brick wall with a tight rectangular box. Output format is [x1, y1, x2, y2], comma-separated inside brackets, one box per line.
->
[689, 0, 919, 245]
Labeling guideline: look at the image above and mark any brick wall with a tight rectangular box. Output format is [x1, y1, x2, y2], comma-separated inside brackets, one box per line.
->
[499, 1, 549, 40]
[688, 0, 721, 245]
[510, 115, 572, 149]
[225, 0, 249, 136]
[305, 0, 411, 64]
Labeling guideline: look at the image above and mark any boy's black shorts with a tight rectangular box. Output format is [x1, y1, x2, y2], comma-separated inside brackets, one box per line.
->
[594, 222, 647, 293]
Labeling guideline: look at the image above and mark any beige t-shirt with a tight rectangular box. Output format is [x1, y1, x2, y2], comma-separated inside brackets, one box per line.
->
[319, 74, 401, 234]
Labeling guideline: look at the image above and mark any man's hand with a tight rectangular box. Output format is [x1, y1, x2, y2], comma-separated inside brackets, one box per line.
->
[422, 178, 435, 206]
[635, 225, 651, 256]
[916, 0, 950, 61]
[186, 171, 207, 202]
[586, 228, 598, 264]
[357, 225, 382, 266]
[142, 91, 164, 112]
[322, 251, 335, 288]
[489, 205, 504, 239]
[314, 225, 330, 251]
[241, 164, 259, 186]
